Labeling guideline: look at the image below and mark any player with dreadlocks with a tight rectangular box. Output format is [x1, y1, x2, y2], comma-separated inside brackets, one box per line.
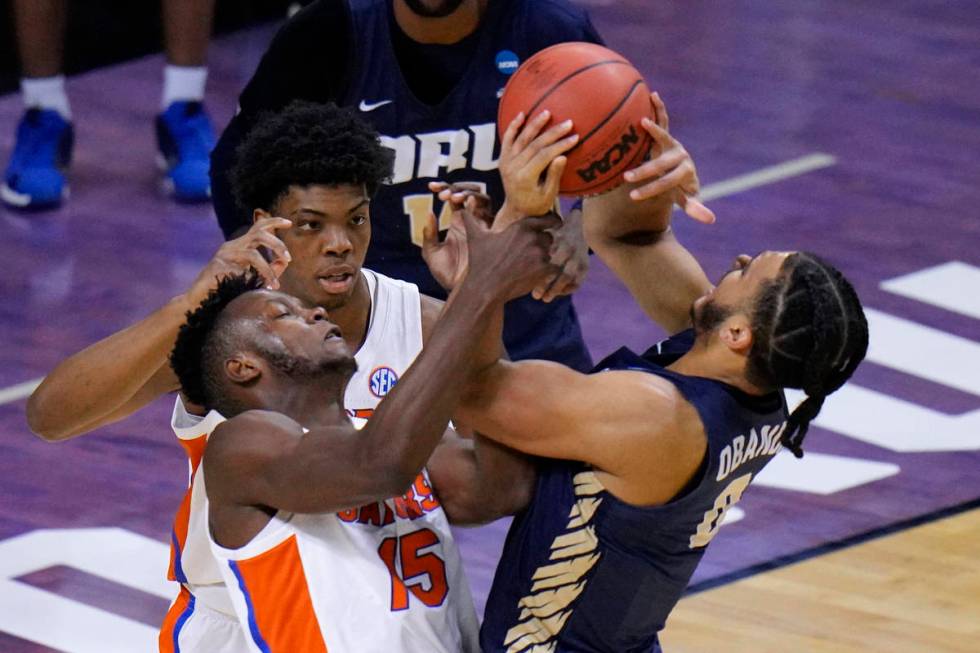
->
[448, 95, 870, 653]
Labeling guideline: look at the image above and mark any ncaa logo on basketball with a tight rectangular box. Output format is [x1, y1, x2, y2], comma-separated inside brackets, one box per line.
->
[369, 366, 399, 397]
[495, 50, 519, 75]
[576, 125, 642, 183]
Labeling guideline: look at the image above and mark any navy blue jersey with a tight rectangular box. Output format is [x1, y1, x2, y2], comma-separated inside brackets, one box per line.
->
[211, 0, 603, 370]
[480, 330, 789, 652]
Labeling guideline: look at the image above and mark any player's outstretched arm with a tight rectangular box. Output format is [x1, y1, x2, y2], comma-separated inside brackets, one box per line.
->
[418, 279, 535, 526]
[458, 359, 707, 505]
[26, 218, 291, 441]
[583, 93, 713, 334]
[206, 212, 559, 518]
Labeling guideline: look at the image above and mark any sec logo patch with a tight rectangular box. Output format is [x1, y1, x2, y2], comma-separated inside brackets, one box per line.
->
[369, 366, 399, 397]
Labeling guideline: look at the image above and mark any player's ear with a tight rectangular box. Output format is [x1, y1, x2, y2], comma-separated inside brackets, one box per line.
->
[253, 208, 270, 224]
[719, 313, 753, 354]
[225, 353, 262, 385]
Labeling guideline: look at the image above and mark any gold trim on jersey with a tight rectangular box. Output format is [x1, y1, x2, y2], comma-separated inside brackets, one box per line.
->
[502, 471, 604, 653]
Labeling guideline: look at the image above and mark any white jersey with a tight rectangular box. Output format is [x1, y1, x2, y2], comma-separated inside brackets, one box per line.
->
[209, 467, 478, 652]
[163, 269, 477, 650]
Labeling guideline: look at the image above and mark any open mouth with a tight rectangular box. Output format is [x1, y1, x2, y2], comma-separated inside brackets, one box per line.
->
[317, 272, 355, 293]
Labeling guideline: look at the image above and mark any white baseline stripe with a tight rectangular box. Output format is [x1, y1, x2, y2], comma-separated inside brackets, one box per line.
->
[699, 153, 837, 201]
[0, 378, 42, 406]
[865, 308, 980, 397]
[881, 261, 980, 320]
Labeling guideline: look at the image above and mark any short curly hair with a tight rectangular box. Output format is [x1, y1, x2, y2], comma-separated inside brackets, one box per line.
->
[229, 100, 395, 213]
[170, 271, 265, 411]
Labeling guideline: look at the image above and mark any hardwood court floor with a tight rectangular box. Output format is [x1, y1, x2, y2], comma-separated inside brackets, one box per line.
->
[661, 508, 980, 652]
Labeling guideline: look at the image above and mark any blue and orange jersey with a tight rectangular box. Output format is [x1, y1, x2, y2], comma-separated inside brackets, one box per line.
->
[210, 469, 480, 652]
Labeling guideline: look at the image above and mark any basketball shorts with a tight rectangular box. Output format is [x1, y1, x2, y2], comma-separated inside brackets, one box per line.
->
[159, 585, 249, 653]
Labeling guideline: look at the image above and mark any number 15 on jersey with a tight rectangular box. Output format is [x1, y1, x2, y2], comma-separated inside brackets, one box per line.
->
[378, 528, 449, 611]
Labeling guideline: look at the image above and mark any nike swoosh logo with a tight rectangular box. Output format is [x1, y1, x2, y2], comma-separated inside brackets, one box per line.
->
[359, 99, 393, 112]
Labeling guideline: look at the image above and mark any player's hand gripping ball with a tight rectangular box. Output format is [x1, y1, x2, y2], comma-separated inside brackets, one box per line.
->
[498, 42, 654, 196]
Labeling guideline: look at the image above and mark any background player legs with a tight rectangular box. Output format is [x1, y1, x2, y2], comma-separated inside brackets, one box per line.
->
[2, 0, 73, 210]
[156, 0, 218, 203]
[2, 0, 217, 210]
[13, 0, 67, 80]
[162, 0, 215, 70]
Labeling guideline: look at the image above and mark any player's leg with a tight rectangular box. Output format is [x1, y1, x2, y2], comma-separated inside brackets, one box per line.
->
[156, 0, 217, 203]
[2, 0, 73, 210]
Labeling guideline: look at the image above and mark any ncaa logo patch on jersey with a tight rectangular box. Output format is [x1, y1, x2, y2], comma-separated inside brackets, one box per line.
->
[369, 366, 399, 397]
[495, 50, 519, 75]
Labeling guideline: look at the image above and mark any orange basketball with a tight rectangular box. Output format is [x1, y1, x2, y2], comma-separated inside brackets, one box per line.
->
[498, 42, 654, 196]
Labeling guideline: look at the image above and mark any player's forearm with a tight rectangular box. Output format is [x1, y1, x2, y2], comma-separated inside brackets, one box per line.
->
[470, 304, 506, 372]
[26, 295, 190, 440]
[592, 229, 710, 335]
[430, 432, 534, 526]
[360, 281, 503, 492]
[582, 183, 710, 334]
[583, 181, 673, 245]
[466, 434, 534, 522]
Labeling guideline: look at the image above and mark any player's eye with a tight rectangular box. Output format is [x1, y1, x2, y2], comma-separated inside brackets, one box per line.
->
[350, 214, 367, 226]
[297, 220, 320, 232]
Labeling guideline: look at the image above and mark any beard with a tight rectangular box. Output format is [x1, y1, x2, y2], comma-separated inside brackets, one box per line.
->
[691, 296, 734, 336]
[259, 342, 358, 384]
[402, 0, 467, 18]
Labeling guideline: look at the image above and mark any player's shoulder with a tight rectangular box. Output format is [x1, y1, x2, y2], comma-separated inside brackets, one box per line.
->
[605, 368, 688, 414]
[367, 268, 422, 295]
[506, 0, 603, 48]
[590, 368, 701, 455]
[264, 0, 352, 56]
[208, 410, 304, 457]
[280, 0, 351, 33]
[601, 369, 706, 467]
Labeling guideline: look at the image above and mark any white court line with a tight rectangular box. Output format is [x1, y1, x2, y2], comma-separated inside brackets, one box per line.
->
[0, 154, 836, 409]
[699, 153, 837, 201]
[881, 261, 980, 320]
[0, 378, 42, 406]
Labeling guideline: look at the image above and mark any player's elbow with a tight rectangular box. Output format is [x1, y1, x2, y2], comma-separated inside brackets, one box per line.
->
[365, 450, 423, 500]
[585, 216, 670, 251]
[25, 390, 72, 442]
[387, 460, 425, 498]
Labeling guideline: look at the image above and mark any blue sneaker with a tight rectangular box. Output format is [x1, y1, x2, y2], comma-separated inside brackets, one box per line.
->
[2, 108, 73, 210]
[156, 101, 215, 202]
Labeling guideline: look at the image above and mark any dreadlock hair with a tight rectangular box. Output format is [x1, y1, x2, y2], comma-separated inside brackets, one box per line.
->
[170, 271, 265, 414]
[745, 252, 868, 458]
[229, 100, 395, 214]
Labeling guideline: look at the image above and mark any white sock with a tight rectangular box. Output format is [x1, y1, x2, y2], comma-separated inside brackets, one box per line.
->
[162, 65, 208, 109]
[21, 76, 71, 120]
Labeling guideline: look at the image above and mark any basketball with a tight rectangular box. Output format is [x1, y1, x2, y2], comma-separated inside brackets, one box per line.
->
[497, 42, 654, 196]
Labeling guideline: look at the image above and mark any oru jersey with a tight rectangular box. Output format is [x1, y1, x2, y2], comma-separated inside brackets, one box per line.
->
[164, 269, 478, 650]
[341, 0, 601, 369]
[214, 0, 603, 370]
[480, 330, 789, 653]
